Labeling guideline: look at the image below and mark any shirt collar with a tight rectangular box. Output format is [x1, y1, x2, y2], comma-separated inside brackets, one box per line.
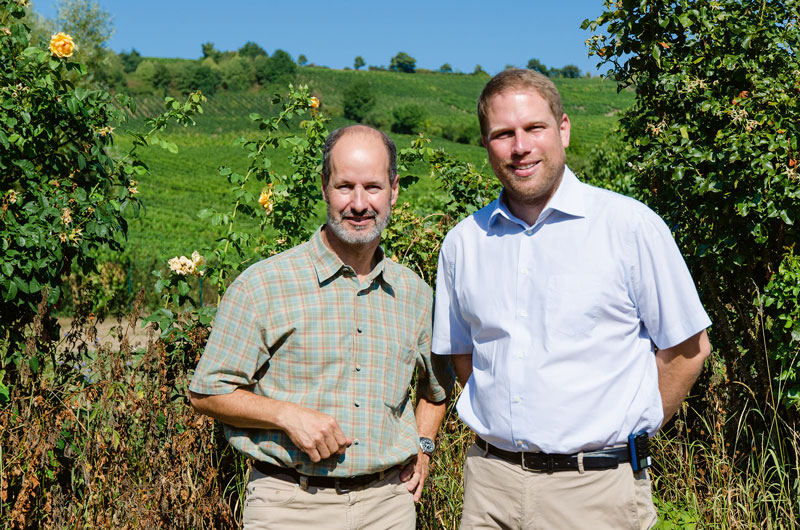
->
[488, 166, 586, 229]
[309, 227, 392, 287]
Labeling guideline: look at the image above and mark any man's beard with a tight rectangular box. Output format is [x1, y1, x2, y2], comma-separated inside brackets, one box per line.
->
[326, 206, 391, 246]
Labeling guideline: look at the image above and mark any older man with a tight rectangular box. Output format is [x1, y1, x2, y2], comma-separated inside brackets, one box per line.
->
[189, 125, 448, 530]
[432, 69, 711, 529]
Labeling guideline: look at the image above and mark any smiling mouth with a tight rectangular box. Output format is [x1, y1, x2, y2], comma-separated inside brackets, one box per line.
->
[509, 160, 539, 176]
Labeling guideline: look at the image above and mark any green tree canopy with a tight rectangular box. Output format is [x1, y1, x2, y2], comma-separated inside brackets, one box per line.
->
[439, 63, 453, 73]
[354, 55, 365, 70]
[526, 58, 548, 75]
[390, 51, 416, 73]
[298, 54, 308, 66]
[238, 41, 267, 59]
[343, 80, 375, 123]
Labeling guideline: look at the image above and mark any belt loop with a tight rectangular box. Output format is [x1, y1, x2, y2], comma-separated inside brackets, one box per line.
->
[577, 452, 585, 474]
[480, 438, 489, 457]
[299, 475, 309, 491]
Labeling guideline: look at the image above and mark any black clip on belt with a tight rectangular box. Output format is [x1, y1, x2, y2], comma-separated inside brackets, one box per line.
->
[476, 437, 629, 473]
[252, 460, 396, 494]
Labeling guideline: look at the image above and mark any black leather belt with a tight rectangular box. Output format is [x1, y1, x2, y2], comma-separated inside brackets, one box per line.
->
[476, 437, 629, 472]
[252, 460, 398, 493]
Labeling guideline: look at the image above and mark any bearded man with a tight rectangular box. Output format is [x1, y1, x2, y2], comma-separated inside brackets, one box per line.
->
[190, 125, 448, 530]
[432, 69, 711, 529]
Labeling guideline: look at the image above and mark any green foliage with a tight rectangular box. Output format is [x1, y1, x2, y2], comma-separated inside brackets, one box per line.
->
[583, 0, 800, 405]
[297, 53, 307, 66]
[391, 103, 426, 134]
[472, 64, 487, 76]
[237, 40, 267, 59]
[439, 63, 453, 74]
[201, 41, 221, 62]
[119, 47, 142, 73]
[527, 57, 548, 74]
[220, 56, 252, 92]
[353, 55, 365, 70]
[390, 51, 416, 73]
[253, 49, 296, 86]
[343, 79, 375, 122]
[557, 64, 582, 78]
[0, 0, 205, 398]
[55, 0, 112, 76]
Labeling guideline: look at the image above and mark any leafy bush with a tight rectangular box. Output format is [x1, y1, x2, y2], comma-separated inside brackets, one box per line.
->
[583, 1, 800, 407]
[0, 0, 204, 399]
[391, 103, 426, 134]
[342, 79, 375, 122]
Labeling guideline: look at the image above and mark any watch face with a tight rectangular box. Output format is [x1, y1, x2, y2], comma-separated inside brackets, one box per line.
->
[420, 437, 435, 454]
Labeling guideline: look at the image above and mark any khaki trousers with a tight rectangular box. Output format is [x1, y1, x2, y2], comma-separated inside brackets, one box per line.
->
[243, 466, 415, 530]
[460, 442, 657, 530]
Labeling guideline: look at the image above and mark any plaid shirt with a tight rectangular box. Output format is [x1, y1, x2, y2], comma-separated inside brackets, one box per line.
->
[190, 228, 447, 477]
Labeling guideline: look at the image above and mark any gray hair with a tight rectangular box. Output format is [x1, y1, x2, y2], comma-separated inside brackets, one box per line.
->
[321, 125, 397, 187]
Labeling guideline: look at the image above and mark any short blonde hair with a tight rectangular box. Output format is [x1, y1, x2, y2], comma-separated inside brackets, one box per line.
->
[477, 69, 564, 138]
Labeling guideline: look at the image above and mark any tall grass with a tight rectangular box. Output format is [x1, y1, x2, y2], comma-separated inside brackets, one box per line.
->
[1, 301, 797, 528]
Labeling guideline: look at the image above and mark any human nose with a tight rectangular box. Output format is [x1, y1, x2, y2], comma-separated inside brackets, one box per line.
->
[511, 131, 531, 156]
[350, 186, 368, 212]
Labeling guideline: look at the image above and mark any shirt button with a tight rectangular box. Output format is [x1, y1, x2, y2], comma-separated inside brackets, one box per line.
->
[513, 396, 521, 403]
[520, 311, 528, 317]
[354, 400, 360, 407]
[520, 267, 528, 275]
[516, 440, 524, 447]
[357, 327, 363, 333]
[355, 364, 361, 371]
[354, 439, 360, 445]
[517, 353, 524, 359]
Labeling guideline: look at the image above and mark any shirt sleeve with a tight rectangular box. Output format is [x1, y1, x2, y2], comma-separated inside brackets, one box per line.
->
[432, 234, 474, 356]
[628, 208, 712, 350]
[415, 291, 451, 401]
[189, 277, 270, 395]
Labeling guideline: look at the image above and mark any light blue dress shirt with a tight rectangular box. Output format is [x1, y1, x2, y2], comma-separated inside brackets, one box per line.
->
[432, 167, 711, 454]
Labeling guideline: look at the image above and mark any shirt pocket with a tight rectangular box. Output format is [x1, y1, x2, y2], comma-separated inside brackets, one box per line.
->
[545, 274, 602, 338]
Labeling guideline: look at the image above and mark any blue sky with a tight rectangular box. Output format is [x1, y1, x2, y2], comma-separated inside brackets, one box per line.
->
[33, 0, 612, 76]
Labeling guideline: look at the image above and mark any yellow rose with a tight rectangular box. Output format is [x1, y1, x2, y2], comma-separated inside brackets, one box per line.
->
[309, 96, 320, 109]
[49, 33, 75, 58]
[259, 186, 274, 214]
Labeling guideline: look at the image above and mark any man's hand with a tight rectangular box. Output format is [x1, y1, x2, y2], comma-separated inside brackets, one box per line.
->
[400, 452, 431, 502]
[279, 403, 353, 462]
[188, 389, 351, 462]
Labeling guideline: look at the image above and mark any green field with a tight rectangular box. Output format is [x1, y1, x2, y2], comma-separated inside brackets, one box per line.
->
[113, 68, 633, 302]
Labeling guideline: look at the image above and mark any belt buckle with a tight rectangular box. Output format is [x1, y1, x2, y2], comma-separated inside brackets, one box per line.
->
[334, 479, 350, 495]
[520, 452, 530, 472]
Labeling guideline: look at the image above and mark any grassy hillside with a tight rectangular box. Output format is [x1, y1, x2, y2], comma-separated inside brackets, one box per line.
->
[106, 68, 633, 306]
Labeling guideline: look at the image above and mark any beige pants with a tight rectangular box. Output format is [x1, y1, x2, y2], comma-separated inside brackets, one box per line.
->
[460, 443, 657, 530]
[243, 466, 415, 530]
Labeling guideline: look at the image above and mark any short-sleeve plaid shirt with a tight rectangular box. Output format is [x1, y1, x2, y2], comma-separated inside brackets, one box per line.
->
[190, 227, 447, 477]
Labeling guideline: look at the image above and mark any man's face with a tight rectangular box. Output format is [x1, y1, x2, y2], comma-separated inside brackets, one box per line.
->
[322, 133, 398, 247]
[483, 90, 570, 212]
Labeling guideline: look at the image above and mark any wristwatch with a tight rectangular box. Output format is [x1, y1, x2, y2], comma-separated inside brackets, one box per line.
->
[419, 437, 436, 456]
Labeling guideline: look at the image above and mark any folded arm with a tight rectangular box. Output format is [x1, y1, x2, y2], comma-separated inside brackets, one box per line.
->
[189, 389, 352, 462]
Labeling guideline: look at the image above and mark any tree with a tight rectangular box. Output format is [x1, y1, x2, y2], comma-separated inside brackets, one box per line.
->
[220, 56, 253, 91]
[584, 0, 800, 409]
[526, 58, 549, 75]
[473, 64, 487, 76]
[439, 63, 453, 74]
[391, 104, 426, 134]
[55, 0, 113, 82]
[343, 80, 375, 122]
[201, 42, 221, 61]
[559, 64, 581, 78]
[354, 55, 365, 70]
[390, 51, 416, 73]
[298, 54, 308, 66]
[238, 41, 267, 59]
[253, 49, 296, 86]
[119, 48, 142, 73]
